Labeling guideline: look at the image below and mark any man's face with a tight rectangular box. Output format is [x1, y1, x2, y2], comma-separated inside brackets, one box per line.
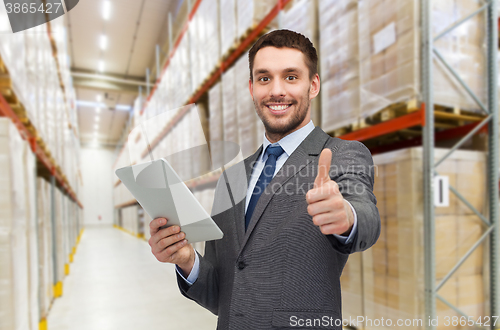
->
[249, 46, 320, 140]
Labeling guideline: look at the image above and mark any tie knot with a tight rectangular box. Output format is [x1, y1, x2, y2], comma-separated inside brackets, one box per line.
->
[266, 145, 284, 159]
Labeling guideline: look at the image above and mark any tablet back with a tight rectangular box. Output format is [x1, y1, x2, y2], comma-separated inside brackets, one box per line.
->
[115, 158, 223, 243]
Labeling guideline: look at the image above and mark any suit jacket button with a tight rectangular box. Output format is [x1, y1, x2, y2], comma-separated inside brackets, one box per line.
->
[237, 261, 246, 270]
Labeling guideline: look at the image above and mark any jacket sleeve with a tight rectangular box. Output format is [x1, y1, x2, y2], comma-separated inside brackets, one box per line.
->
[176, 239, 220, 315]
[326, 139, 381, 254]
[175, 172, 234, 315]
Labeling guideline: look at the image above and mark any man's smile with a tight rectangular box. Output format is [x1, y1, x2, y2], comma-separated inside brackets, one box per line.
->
[266, 103, 292, 114]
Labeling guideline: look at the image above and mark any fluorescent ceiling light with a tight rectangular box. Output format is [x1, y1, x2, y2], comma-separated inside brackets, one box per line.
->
[76, 100, 131, 111]
[98, 60, 105, 72]
[103, 1, 111, 20]
[115, 104, 132, 111]
[94, 124, 99, 130]
[95, 116, 100, 122]
[100, 35, 108, 50]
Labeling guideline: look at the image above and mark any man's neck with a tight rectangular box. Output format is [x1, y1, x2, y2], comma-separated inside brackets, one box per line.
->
[265, 120, 310, 143]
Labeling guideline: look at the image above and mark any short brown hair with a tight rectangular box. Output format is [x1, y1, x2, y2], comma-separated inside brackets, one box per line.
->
[248, 29, 318, 82]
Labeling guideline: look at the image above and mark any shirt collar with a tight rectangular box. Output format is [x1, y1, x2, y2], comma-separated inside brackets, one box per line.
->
[261, 120, 315, 159]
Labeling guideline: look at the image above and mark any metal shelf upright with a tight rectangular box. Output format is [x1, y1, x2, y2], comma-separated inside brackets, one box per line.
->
[421, 0, 498, 328]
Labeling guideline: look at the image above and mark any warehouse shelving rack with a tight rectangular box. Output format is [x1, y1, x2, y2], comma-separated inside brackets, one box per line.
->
[113, 0, 292, 210]
[0, 20, 84, 328]
[0, 93, 82, 207]
[0, 54, 82, 208]
[331, 0, 498, 328]
[112, 1, 499, 327]
[420, 0, 498, 328]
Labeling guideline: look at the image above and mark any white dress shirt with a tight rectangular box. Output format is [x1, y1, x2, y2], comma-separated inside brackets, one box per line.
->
[177, 120, 358, 285]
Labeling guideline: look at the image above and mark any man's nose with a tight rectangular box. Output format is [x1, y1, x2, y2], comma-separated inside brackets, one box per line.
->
[269, 79, 286, 98]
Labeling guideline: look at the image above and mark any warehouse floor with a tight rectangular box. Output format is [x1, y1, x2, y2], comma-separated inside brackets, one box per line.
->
[47, 226, 217, 330]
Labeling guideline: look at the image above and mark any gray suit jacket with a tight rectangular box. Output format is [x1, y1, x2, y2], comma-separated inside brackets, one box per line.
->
[177, 126, 380, 329]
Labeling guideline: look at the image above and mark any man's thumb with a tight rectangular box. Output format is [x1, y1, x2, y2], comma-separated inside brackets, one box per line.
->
[314, 148, 332, 188]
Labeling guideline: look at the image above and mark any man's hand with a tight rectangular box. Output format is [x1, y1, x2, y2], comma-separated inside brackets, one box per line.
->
[149, 217, 196, 276]
[306, 148, 354, 236]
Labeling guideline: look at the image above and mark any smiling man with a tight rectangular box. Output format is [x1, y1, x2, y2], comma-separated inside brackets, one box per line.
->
[149, 30, 380, 329]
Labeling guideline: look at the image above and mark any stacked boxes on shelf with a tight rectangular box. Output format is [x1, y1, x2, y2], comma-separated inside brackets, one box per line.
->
[234, 52, 262, 158]
[357, 0, 420, 118]
[0, 118, 78, 329]
[113, 128, 139, 209]
[0, 119, 32, 330]
[237, 0, 277, 39]
[137, 207, 145, 238]
[359, 0, 486, 116]
[113, 179, 135, 207]
[189, 0, 220, 91]
[0, 10, 81, 199]
[221, 67, 242, 165]
[430, 0, 485, 111]
[282, 0, 317, 44]
[209, 82, 224, 168]
[189, 102, 210, 179]
[54, 188, 66, 289]
[341, 147, 487, 329]
[178, 36, 193, 106]
[220, 0, 278, 58]
[23, 140, 38, 330]
[220, 0, 238, 57]
[36, 178, 53, 324]
[121, 205, 140, 237]
[319, 0, 360, 132]
[319, 0, 487, 133]
[113, 0, 287, 190]
[113, 104, 210, 215]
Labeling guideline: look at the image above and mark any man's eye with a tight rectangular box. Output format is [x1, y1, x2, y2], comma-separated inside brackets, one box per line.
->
[286, 76, 297, 81]
[259, 77, 269, 82]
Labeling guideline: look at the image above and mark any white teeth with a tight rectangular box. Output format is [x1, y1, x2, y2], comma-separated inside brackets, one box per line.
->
[269, 105, 289, 111]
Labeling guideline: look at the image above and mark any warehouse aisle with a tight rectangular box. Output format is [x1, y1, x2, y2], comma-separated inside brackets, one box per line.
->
[47, 226, 217, 330]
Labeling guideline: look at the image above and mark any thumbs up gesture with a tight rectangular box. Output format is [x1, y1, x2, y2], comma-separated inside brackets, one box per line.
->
[305, 148, 354, 236]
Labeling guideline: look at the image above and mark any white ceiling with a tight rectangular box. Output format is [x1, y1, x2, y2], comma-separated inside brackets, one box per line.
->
[66, 0, 182, 146]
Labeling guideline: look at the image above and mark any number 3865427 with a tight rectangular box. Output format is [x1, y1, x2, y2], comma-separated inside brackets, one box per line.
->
[5, 2, 62, 14]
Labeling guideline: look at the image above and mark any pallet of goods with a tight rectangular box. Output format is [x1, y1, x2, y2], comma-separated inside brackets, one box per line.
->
[234, 52, 263, 159]
[320, 0, 487, 135]
[36, 177, 53, 322]
[189, 0, 220, 91]
[222, 68, 240, 166]
[209, 81, 224, 169]
[341, 147, 487, 330]
[0, 118, 37, 330]
[220, 0, 238, 58]
[319, 0, 360, 133]
[0, 11, 81, 200]
[282, 0, 317, 46]
[237, 0, 278, 40]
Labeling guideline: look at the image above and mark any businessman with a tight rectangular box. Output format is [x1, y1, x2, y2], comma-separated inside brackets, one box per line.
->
[149, 30, 380, 329]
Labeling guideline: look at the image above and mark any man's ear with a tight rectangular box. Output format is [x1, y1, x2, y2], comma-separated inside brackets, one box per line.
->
[309, 73, 320, 100]
[248, 78, 254, 99]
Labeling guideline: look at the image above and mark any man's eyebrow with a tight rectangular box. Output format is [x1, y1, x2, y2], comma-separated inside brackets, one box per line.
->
[283, 67, 302, 73]
[254, 67, 303, 75]
[254, 68, 270, 75]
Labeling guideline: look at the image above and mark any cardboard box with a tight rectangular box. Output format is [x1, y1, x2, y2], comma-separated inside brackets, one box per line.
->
[341, 148, 487, 328]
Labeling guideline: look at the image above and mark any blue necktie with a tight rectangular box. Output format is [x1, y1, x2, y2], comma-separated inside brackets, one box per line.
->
[245, 145, 285, 231]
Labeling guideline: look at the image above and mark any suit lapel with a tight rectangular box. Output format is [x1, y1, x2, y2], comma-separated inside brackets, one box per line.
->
[233, 145, 263, 247]
[237, 127, 330, 256]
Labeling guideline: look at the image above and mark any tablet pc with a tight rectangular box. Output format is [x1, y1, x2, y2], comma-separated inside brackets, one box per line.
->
[115, 158, 223, 244]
